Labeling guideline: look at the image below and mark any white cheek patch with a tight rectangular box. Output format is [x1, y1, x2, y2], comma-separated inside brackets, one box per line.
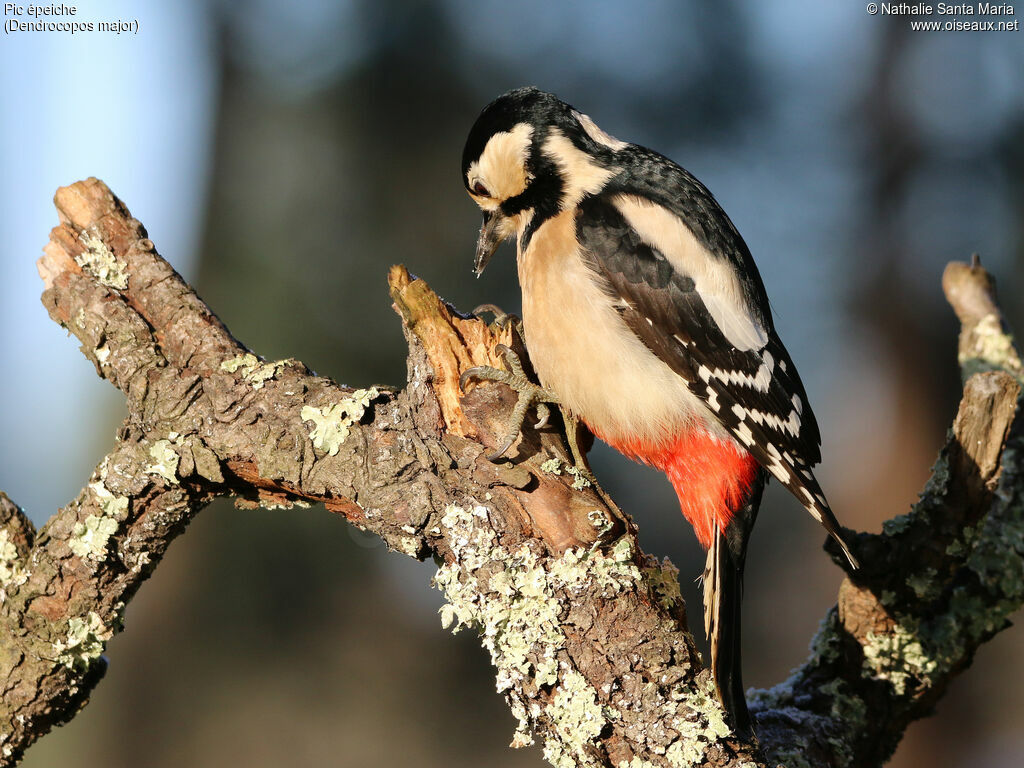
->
[473, 197, 501, 212]
[466, 122, 534, 201]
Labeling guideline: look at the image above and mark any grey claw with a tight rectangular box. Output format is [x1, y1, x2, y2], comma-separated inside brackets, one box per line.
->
[460, 366, 488, 392]
[534, 402, 551, 429]
[487, 434, 517, 461]
[473, 304, 521, 328]
[473, 303, 506, 319]
[462, 343, 563, 465]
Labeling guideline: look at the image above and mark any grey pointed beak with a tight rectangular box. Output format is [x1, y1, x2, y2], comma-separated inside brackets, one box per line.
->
[474, 210, 506, 277]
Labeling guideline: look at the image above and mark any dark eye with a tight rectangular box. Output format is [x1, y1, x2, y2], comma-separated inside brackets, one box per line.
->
[472, 181, 491, 197]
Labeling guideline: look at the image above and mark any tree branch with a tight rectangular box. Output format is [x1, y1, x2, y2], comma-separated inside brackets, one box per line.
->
[1, 179, 1020, 768]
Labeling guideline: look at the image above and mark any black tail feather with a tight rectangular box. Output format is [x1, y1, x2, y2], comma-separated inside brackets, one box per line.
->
[703, 469, 766, 741]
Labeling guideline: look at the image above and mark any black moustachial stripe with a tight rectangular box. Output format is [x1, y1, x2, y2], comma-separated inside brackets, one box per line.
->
[503, 132, 564, 245]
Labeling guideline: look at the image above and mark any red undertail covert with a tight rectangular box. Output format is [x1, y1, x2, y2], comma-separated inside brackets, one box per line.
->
[596, 426, 760, 549]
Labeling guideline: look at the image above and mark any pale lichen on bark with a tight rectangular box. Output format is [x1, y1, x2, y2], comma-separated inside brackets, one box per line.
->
[0, 180, 1020, 768]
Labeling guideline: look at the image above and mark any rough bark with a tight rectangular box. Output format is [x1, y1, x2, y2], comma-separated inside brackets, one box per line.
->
[1, 179, 1021, 767]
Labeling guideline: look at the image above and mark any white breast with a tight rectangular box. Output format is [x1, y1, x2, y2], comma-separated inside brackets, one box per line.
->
[517, 210, 724, 447]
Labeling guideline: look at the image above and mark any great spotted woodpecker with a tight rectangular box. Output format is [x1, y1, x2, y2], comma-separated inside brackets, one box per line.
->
[459, 87, 858, 738]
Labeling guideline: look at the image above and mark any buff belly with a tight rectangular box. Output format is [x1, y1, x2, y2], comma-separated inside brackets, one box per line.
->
[517, 210, 759, 547]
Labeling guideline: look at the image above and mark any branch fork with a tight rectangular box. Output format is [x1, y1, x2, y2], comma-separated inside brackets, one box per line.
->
[1, 179, 1020, 768]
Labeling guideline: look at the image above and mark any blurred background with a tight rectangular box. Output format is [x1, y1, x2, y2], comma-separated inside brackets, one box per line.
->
[2, 1, 1022, 765]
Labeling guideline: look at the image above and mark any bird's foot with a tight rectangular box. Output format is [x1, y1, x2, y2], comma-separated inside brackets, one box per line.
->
[472, 303, 520, 330]
[558, 412, 598, 487]
[460, 344, 560, 461]
[473, 304, 527, 345]
[460, 341, 618, 525]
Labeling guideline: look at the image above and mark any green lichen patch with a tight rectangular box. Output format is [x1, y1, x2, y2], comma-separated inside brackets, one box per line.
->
[906, 567, 939, 600]
[543, 669, 607, 768]
[961, 314, 1024, 382]
[220, 353, 294, 389]
[69, 515, 119, 560]
[76, 233, 128, 290]
[433, 505, 649, 760]
[611, 675, 735, 768]
[663, 677, 732, 767]
[301, 387, 381, 456]
[862, 620, 938, 696]
[966, 469, 1024, 599]
[146, 438, 181, 485]
[540, 458, 563, 475]
[548, 539, 642, 598]
[54, 612, 111, 669]
[807, 611, 844, 665]
[617, 759, 657, 768]
[88, 480, 129, 520]
[587, 509, 613, 537]
[881, 513, 914, 537]
[503, 695, 537, 749]
[945, 537, 967, 558]
[220, 353, 259, 374]
[0, 530, 26, 588]
[436, 532, 564, 690]
[818, 678, 868, 724]
[538, 456, 591, 489]
[641, 559, 684, 611]
[69, 466, 131, 562]
[863, 447, 1024, 699]
[397, 536, 422, 558]
[748, 442, 1023, 767]
[568, 466, 592, 490]
[434, 504, 560, 726]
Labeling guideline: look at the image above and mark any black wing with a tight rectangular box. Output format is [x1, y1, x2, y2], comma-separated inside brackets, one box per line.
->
[575, 192, 857, 567]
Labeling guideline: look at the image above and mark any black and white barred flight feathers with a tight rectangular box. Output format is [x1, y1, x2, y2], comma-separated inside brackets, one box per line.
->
[576, 194, 857, 568]
[465, 87, 856, 567]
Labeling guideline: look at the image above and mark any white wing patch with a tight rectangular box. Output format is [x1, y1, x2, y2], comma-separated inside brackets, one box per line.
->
[706, 387, 721, 412]
[730, 402, 802, 437]
[571, 109, 629, 151]
[734, 422, 755, 447]
[762, 442, 792, 484]
[542, 129, 617, 209]
[612, 195, 769, 352]
[697, 351, 775, 392]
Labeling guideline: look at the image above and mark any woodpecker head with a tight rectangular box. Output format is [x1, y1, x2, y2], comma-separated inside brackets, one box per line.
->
[462, 87, 625, 275]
